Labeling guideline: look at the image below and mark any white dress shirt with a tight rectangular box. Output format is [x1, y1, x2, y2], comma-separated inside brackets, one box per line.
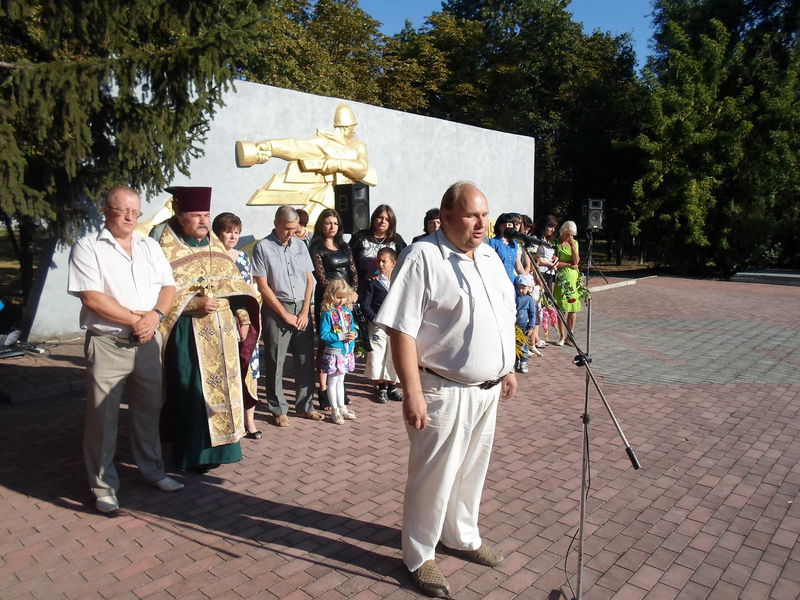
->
[68, 228, 176, 336]
[376, 230, 516, 385]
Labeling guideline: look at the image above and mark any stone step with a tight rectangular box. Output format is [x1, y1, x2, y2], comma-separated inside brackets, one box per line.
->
[731, 269, 800, 286]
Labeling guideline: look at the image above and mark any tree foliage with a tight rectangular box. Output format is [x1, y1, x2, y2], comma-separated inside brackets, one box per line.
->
[391, 0, 646, 251]
[3, 0, 795, 305]
[235, 0, 444, 112]
[633, 0, 800, 273]
[0, 0, 263, 300]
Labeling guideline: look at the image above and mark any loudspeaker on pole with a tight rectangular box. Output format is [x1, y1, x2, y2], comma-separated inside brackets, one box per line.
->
[579, 198, 604, 231]
[334, 183, 370, 234]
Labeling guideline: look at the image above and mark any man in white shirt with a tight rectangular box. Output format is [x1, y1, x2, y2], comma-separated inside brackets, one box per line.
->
[376, 181, 517, 597]
[68, 186, 183, 514]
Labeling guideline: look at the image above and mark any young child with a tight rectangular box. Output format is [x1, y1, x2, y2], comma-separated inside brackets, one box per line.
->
[514, 274, 538, 373]
[361, 248, 402, 403]
[530, 280, 546, 351]
[318, 279, 359, 424]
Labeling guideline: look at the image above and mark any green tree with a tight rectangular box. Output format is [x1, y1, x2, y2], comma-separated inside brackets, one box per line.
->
[236, 0, 444, 112]
[632, 18, 752, 270]
[394, 0, 646, 245]
[0, 0, 262, 304]
[237, 0, 390, 105]
[378, 21, 450, 112]
[633, 0, 799, 273]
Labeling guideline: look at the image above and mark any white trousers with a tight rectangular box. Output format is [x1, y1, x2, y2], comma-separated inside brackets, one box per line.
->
[403, 370, 500, 571]
[364, 323, 398, 382]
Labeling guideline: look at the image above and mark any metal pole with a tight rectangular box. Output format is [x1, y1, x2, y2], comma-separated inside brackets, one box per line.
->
[574, 230, 594, 600]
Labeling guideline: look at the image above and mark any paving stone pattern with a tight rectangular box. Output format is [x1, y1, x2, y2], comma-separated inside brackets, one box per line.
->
[583, 277, 800, 386]
[1, 277, 798, 599]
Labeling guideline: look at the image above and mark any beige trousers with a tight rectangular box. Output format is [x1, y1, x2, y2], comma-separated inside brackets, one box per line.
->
[83, 332, 165, 499]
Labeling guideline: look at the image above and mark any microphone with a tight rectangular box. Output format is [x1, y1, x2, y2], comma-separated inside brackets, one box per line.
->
[503, 228, 551, 247]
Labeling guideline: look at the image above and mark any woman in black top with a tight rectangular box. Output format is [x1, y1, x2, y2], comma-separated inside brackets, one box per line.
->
[309, 208, 358, 409]
[411, 207, 441, 242]
[349, 204, 407, 297]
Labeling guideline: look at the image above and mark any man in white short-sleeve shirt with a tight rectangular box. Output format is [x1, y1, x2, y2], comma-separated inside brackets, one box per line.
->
[68, 186, 183, 514]
[376, 181, 517, 597]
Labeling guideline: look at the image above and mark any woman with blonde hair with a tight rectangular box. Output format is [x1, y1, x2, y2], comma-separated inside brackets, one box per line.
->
[553, 220, 582, 345]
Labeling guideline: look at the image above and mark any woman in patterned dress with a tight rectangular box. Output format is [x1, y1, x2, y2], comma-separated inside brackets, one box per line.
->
[212, 213, 262, 439]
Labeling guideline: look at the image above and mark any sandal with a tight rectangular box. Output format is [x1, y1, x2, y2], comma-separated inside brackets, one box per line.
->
[245, 430, 263, 439]
[297, 410, 325, 421]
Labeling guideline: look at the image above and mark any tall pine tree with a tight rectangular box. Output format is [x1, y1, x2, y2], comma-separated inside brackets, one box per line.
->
[0, 0, 262, 301]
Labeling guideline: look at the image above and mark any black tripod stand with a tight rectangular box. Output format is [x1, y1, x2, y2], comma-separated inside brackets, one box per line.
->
[525, 237, 640, 600]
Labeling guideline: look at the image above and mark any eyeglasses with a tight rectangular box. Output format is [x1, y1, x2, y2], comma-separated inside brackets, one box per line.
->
[106, 206, 143, 218]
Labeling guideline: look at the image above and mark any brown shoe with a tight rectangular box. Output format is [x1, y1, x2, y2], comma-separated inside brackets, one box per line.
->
[409, 560, 450, 598]
[442, 543, 504, 567]
[296, 410, 324, 421]
[273, 414, 289, 427]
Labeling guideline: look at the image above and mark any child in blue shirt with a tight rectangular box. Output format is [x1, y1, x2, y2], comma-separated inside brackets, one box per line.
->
[514, 274, 538, 373]
[319, 279, 359, 424]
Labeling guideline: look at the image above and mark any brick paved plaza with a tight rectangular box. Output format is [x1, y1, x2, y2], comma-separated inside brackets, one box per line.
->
[1, 277, 798, 599]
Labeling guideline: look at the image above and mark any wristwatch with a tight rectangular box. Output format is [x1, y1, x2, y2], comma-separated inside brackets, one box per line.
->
[153, 308, 167, 323]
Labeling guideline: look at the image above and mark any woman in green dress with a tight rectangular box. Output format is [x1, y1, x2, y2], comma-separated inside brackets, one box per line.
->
[553, 220, 581, 345]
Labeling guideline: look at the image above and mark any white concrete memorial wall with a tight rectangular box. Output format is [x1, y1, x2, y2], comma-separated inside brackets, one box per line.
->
[29, 81, 535, 339]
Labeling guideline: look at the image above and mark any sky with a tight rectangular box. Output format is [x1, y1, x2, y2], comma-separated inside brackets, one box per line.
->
[358, 0, 656, 67]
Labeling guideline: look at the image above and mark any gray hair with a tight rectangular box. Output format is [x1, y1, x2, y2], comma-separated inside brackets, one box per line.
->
[440, 180, 476, 211]
[274, 206, 299, 224]
[560, 220, 578, 236]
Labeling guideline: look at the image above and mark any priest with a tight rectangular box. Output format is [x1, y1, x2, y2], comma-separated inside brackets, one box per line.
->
[155, 186, 261, 472]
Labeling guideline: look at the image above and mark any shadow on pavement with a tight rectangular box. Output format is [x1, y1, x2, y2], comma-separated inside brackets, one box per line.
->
[0, 390, 409, 590]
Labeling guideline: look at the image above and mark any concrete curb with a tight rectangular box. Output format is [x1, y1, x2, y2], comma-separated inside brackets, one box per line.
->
[0, 379, 86, 404]
[588, 275, 657, 292]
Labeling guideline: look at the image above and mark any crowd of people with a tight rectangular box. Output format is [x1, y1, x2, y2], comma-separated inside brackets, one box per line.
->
[67, 182, 584, 597]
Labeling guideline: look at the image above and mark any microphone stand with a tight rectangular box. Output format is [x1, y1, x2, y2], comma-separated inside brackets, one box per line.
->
[525, 240, 641, 600]
[588, 253, 609, 285]
[576, 230, 594, 600]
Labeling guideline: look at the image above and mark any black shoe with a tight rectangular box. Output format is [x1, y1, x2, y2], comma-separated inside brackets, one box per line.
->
[187, 463, 220, 474]
[387, 385, 403, 402]
[375, 388, 389, 404]
[318, 388, 330, 410]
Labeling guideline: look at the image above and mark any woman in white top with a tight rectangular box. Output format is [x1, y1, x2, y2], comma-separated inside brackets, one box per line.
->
[533, 215, 559, 293]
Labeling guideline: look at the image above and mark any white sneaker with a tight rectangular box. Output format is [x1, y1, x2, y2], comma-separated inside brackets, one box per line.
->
[95, 495, 119, 514]
[153, 477, 184, 492]
[535, 341, 547, 348]
[342, 409, 357, 420]
[331, 410, 345, 425]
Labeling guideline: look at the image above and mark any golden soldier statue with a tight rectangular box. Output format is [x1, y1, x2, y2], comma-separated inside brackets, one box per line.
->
[235, 104, 377, 223]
